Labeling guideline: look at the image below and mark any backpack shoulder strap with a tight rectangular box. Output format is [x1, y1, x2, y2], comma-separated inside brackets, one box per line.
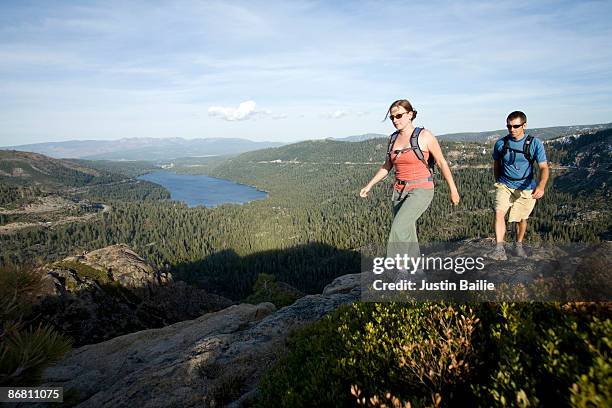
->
[410, 127, 424, 160]
[523, 135, 535, 163]
[410, 127, 432, 173]
[386, 130, 400, 157]
[500, 135, 511, 158]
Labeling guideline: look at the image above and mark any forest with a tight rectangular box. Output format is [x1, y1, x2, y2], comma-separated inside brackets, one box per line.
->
[1, 130, 610, 301]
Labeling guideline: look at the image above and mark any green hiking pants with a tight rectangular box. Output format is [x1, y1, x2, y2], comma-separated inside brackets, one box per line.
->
[386, 187, 434, 260]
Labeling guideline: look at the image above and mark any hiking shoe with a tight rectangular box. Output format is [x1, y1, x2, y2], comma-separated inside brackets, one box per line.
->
[515, 243, 528, 258]
[487, 246, 507, 261]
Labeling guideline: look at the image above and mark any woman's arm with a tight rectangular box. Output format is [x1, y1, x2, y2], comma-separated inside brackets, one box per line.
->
[360, 156, 392, 197]
[423, 130, 460, 205]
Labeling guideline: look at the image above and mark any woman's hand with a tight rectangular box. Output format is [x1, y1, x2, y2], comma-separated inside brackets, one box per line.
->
[450, 189, 460, 205]
[361, 164, 391, 199]
[359, 186, 371, 198]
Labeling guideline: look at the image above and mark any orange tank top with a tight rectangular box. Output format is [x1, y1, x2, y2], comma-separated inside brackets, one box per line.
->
[391, 148, 434, 191]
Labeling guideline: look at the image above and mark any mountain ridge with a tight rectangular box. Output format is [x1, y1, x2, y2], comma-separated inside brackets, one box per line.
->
[332, 122, 612, 143]
[5, 122, 611, 161]
[3, 137, 284, 160]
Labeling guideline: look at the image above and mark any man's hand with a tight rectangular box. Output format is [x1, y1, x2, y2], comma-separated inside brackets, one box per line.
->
[533, 162, 549, 199]
[532, 184, 545, 199]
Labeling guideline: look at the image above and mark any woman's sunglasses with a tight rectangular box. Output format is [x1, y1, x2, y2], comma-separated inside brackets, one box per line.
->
[390, 112, 410, 120]
[506, 124, 524, 129]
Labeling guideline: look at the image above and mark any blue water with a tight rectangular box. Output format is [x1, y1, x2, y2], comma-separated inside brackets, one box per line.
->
[137, 171, 268, 208]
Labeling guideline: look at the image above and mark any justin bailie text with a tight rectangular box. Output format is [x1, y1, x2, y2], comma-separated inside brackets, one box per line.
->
[372, 279, 495, 291]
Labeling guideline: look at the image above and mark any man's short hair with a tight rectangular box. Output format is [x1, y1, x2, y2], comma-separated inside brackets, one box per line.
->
[507, 111, 527, 123]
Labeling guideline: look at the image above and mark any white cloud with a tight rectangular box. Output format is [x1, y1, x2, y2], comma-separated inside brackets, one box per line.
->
[207, 100, 269, 121]
[323, 110, 348, 119]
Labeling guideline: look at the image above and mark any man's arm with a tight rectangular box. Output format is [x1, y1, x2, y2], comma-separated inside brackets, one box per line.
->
[492, 140, 501, 182]
[532, 140, 549, 199]
[532, 161, 549, 199]
[493, 160, 501, 182]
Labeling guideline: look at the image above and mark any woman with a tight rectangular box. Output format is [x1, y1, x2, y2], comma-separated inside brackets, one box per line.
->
[360, 99, 460, 264]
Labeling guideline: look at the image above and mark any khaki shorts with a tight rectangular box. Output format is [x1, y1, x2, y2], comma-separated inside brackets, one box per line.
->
[494, 182, 536, 222]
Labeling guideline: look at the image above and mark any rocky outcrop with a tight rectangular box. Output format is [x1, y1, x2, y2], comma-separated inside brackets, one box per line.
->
[37, 239, 611, 407]
[365, 239, 612, 302]
[62, 244, 171, 288]
[35, 244, 233, 346]
[39, 272, 361, 407]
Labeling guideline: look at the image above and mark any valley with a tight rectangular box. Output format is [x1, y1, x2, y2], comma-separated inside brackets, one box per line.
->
[1, 126, 610, 406]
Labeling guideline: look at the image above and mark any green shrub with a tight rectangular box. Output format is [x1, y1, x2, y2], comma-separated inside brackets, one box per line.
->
[256, 302, 611, 408]
[0, 324, 73, 386]
[0, 263, 72, 386]
[245, 273, 302, 308]
[204, 370, 248, 408]
[471, 303, 611, 407]
[569, 317, 612, 407]
[337, 302, 481, 407]
[256, 305, 355, 407]
[54, 260, 110, 284]
[257, 302, 482, 407]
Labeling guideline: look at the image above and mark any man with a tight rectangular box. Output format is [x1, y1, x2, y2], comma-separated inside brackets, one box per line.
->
[489, 111, 549, 260]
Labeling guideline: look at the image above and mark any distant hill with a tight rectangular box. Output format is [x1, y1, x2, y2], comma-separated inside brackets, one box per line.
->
[0, 150, 117, 188]
[437, 122, 612, 142]
[548, 128, 612, 168]
[69, 159, 161, 178]
[223, 137, 391, 164]
[331, 133, 387, 142]
[6, 123, 611, 161]
[2, 137, 284, 160]
[549, 128, 612, 196]
[325, 123, 612, 144]
[216, 127, 612, 180]
[0, 150, 169, 207]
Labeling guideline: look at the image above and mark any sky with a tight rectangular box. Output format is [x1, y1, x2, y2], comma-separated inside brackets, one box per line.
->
[1, 0, 612, 145]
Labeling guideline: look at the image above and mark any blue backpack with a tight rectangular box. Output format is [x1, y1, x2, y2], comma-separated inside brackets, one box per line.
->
[499, 134, 536, 181]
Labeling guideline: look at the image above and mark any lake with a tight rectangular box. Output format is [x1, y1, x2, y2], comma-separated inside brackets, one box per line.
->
[137, 171, 268, 208]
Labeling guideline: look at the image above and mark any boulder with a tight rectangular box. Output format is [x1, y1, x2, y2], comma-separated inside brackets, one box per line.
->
[39, 273, 361, 407]
[35, 244, 233, 346]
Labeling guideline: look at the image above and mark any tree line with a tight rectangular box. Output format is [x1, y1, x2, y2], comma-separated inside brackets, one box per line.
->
[1, 135, 609, 300]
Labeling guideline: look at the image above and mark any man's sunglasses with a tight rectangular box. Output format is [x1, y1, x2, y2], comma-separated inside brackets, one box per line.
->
[506, 124, 524, 129]
[390, 112, 410, 120]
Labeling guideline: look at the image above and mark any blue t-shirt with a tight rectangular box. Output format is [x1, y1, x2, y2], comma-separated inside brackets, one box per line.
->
[492, 133, 547, 190]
